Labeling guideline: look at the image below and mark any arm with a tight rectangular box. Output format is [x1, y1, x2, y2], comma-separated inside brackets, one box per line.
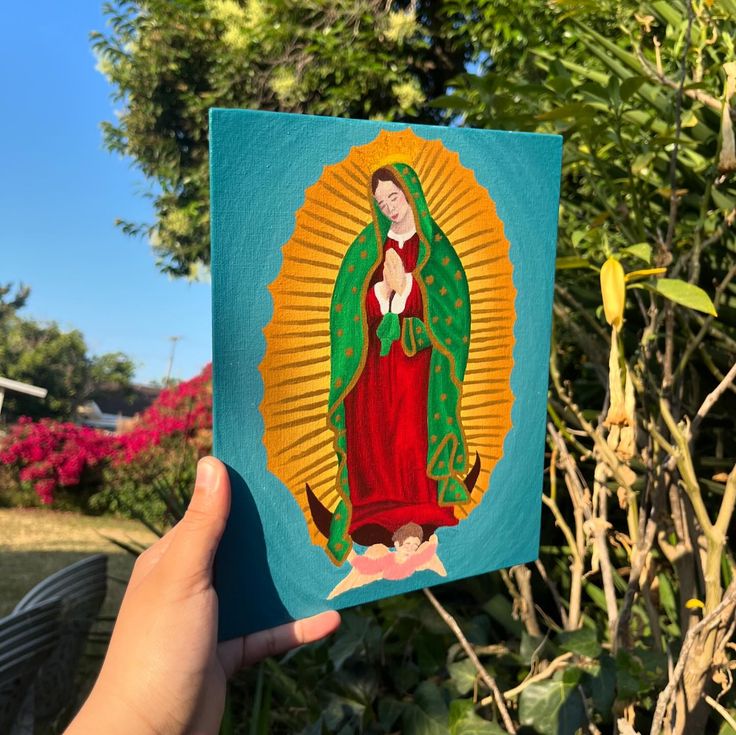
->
[416, 535, 447, 576]
[66, 459, 340, 735]
[418, 552, 448, 577]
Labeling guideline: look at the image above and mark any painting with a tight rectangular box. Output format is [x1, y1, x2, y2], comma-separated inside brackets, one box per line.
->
[259, 129, 515, 600]
[210, 110, 561, 638]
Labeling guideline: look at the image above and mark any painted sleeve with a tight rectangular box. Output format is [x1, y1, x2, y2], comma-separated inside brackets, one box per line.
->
[373, 282, 390, 315]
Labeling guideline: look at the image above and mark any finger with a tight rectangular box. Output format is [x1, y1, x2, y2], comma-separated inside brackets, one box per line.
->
[159, 457, 231, 582]
[218, 611, 341, 677]
[127, 526, 180, 590]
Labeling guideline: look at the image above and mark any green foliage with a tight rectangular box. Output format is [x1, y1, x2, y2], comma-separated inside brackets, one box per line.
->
[93, 0, 736, 732]
[92, 0, 475, 276]
[0, 283, 30, 321]
[0, 287, 135, 421]
[518, 670, 586, 735]
[649, 277, 718, 315]
[90, 448, 194, 528]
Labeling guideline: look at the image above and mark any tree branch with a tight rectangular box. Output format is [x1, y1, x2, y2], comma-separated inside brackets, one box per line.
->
[705, 695, 736, 732]
[498, 652, 574, 700]
[691, 361, 736, 435]
[423, 588, 517, 734]
[650, 578, 736, 735]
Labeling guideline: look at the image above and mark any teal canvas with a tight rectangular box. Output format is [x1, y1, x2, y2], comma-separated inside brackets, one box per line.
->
[210, 108, 561, 640]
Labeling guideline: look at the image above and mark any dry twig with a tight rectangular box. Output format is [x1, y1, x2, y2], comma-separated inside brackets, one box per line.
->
[650, 579, 736, 735]
[423, 588, 517, 734]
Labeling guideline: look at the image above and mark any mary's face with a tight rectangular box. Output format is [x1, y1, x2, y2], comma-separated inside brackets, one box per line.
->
[374, 179, 412, 225]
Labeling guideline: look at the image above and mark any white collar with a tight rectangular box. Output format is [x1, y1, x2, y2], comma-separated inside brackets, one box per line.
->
[387, 227, 417, 249]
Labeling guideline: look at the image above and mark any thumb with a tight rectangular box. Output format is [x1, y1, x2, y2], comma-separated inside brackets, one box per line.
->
[161, 456, 231, 581]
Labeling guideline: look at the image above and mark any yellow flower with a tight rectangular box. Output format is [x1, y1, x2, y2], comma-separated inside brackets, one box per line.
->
[600, 257, 625, 330]
[392, 80, 425, 111]
[270, 68, 298, 105]
[384, 10, 418, 44]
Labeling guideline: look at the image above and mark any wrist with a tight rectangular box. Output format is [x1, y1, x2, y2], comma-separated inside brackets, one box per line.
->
[67, 682, 160, 735]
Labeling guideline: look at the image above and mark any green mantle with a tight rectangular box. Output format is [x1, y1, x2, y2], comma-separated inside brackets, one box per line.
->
[325, 163, 471, 564]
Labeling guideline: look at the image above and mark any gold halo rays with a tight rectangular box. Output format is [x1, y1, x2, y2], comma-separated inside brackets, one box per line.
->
[259, 128, 515, 547]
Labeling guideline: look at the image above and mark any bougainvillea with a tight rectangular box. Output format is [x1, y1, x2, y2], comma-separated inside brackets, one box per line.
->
[0, 417, 118, 503]
[0, 364, 212, 505]
[116, 363, 212, 463]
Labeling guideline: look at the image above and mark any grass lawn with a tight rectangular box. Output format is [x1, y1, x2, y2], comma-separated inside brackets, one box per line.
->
[0, 508, 159, 732]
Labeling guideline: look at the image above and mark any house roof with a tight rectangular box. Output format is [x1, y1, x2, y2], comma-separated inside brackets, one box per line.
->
[0, 376, 47, 398]
[88, 384, 160, 418]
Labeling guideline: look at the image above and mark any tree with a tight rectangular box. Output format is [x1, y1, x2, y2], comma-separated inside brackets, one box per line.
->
[0, 288, 135, 421]
[91, 0, 478, 276]
[443, 2, 736, 732]
[93, 1, 736, 733]
[0, 282, 30, 323]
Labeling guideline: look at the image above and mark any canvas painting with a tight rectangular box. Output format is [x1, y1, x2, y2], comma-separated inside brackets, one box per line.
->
[210, 109, 561, 639]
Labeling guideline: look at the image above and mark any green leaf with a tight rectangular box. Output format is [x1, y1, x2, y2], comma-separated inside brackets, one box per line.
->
[620, 75, 647, 102]
[657, 573, 678, 626]
[571, 230, 587, 248]
[378, 698, 405, 731]
[520, 632, 549, 664]
[651, 278, 717, 316]
[712, 188, 736, 212]
[621, 243, 652, 264]
[449, 700, 506, 735]
[448, 659, 479, 696]
[428, 95, 475, 111]
[328, 612, 371, 670]
[402, 682, 449, 735]
[518, 670, 587, 735]
[631, 151, 655, 175]
[537, 102, 596, 121]
[588, 654, 617, 716]
[583, 580, 608, 612]
[483, 594, 523, 637]
[652, 0, 684, 26]
[556, 626, 602, 658]
[615, 649, 668, 701]
[556, 256, 593, 270]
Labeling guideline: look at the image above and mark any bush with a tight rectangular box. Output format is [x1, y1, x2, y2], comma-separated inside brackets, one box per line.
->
[0, 365, 212, 523]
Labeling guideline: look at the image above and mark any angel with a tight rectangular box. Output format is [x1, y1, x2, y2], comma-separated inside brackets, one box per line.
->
[327, 523, 446, 600]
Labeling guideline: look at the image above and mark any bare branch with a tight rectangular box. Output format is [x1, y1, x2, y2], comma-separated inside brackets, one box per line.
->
[632, 42, 723, 115]
[423, 588, 517, 734]
[497, 652, 574, 700]
[534, 558, 569, 627]
[705, 695, 736, 732]
[511, 565, 542, 637]
[650, 578, 736, 735]
[691, 361, 736, 435]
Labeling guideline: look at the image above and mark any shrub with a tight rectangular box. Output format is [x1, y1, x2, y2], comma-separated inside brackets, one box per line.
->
[0, 364, 212, 521]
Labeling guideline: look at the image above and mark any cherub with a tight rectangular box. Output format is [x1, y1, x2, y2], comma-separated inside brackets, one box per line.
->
[327, 522, 446, 600]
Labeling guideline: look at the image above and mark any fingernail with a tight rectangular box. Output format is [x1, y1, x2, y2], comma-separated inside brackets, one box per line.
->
[196, 458, 217, 491]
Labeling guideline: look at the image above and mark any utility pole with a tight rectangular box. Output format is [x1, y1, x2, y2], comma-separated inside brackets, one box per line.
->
[165, 336, 182, 386]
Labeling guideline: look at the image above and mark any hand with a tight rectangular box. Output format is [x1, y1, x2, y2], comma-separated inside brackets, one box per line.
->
[383, 249, 406, 294]
[376, 278, 392, 302]
[66, 457, 340, 735]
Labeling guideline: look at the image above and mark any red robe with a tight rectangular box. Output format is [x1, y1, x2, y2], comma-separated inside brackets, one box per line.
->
[343, 232, 459, 543]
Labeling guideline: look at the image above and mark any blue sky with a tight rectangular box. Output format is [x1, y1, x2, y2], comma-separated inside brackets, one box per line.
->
[1, 3, 211, 385]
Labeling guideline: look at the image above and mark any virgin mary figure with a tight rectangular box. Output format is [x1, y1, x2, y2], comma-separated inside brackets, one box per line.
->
[320, 163, 475, 564]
